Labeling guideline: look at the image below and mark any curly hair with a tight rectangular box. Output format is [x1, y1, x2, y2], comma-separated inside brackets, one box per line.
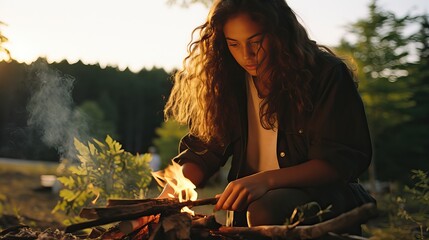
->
[164, 0, 336, 145]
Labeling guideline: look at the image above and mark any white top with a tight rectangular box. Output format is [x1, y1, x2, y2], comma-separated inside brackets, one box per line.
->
[245, 74, 279, 173]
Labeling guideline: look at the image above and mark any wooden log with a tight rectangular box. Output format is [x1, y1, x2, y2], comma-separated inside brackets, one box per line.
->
[215, 203, 377, 239]
[192, 214, 222, 229]
[80, 198, 176, 220]
[107, 198, 174, 207]
[80, 198, 218, 220]
[149, 213, 192, 240]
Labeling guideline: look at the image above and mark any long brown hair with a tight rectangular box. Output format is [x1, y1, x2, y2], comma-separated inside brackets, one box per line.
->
[164, 0, 335, 144]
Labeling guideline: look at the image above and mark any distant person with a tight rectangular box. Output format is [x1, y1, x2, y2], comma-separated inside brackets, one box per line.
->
[148, 146, 161, 172]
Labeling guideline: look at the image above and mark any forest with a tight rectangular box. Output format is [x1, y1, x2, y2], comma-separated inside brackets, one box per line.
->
[0, 58, 172, 161]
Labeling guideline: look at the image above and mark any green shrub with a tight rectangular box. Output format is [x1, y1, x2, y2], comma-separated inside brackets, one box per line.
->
[52, 135, 152, 224]
[366, 170, 429, 240]
[399, 170, 429, 239]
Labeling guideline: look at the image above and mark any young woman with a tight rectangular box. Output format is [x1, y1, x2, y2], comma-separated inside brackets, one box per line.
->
[161, 0, 375, 234]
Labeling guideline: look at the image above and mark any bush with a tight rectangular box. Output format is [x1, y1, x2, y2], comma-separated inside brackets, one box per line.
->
[366, 170, 429, 240]
[53, 135, 153, 224]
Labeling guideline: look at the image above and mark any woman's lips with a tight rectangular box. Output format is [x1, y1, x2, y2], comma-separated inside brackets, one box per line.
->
[245, 64, 257, 70]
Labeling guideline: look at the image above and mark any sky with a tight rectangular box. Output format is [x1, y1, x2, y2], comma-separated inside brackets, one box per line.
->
[0, 0, 428, 72]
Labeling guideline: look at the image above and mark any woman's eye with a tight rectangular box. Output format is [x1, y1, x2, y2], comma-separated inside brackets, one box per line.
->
[228, 43, 238, 47]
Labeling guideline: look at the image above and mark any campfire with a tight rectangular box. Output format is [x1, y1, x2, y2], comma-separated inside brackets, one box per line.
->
[60, 162, 377, 240]
[65, 161, 223, 239]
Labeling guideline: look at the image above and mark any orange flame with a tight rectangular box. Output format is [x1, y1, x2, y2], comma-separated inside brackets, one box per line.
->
[151, 161, 197, 215]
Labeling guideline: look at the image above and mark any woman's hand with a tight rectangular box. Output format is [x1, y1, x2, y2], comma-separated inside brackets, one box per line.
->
[214, 172, 270, 211]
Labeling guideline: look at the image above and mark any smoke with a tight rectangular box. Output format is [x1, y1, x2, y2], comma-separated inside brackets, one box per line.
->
[27, 61, 88, 161]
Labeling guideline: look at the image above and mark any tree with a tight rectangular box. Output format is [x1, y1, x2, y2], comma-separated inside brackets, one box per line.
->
[52, 61, 172, 155]
[0, 21, 11, 62]
[381, 14, 429, 177]
[336, 0, 418, 184]
[152, 120, 188, 169]
[0, 59, 172, 162]
[75, 100, 117, 141]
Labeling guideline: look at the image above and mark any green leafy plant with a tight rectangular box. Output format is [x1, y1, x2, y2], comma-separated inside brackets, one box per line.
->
[0, 21, 11, 62]
[366, 170, 429, 240]
[398, 170, 429, 239]
[53, 135, 153, 224]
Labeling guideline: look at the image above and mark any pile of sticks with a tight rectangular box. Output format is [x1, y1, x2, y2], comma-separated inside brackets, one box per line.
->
[65, 198, 377, 240]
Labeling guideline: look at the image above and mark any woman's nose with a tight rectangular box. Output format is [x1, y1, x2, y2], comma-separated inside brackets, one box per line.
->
[243, 44, 255, 60]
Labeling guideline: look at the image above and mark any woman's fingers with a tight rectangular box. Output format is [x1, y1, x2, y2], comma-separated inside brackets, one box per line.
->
[215, 182, 250, 211]
[215, 174, 269, 211]
[231, 190, 249, 211]
[215, 184, 235, 210]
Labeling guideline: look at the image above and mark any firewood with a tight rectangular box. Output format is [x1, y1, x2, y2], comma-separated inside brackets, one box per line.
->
[65, 197, 218, 233]
[149, 213, 192, 240]
[80, 198, 178, 219]
[107, 198, 175, 207]
[215, 203, 377, 239]
[119, 214, 160, 235]
[80, 198, 218, 220]
[192, 214, 222, 229]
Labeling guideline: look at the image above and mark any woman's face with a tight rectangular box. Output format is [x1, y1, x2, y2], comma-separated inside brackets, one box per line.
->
[223, 13, 270, 77]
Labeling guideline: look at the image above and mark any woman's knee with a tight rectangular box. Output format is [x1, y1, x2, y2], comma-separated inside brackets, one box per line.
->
[246, 188, 313, 226]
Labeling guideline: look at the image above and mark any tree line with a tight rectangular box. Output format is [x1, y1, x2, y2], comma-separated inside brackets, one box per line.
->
[0, 0, 428, 184]
[0, 59, 172, 161]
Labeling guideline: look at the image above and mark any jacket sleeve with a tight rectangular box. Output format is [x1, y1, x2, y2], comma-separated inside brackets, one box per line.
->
[172, 134, 232, 187]
[307, 62, 372, 183]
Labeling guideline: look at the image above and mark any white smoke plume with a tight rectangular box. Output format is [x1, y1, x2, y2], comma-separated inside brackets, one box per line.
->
[27, 61, 88, 162]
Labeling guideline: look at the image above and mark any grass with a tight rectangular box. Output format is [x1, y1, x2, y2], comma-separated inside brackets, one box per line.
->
[0, 160, 65, 230]
[0, 160, 58, 175]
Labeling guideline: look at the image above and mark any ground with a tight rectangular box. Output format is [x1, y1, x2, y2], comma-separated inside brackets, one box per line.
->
[0, 160, 65, 230]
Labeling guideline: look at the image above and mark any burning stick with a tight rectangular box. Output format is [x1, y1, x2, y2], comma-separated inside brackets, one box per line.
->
[80, 198, 218, 220]
[65, 197, 219, 233]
